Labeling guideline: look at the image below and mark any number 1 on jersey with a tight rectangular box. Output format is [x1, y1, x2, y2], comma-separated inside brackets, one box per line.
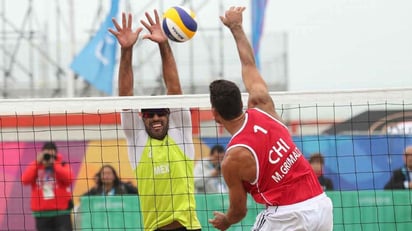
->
[253, 125, 268, 134]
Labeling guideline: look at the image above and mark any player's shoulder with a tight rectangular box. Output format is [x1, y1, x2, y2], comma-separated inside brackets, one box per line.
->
[248, 107, 282, 122]
[225, 146, 253, 162]
[223, 146, 256, 176]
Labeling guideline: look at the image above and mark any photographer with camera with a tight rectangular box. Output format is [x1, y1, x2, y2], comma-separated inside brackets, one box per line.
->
[21, 142, 74, 231]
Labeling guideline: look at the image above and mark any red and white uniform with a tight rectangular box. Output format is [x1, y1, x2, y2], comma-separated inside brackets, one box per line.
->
[227, 108, 323, 206]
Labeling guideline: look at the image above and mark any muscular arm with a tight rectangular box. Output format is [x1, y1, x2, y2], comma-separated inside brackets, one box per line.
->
[231, 26, 274, 111]
[222, 7, 278, 118]
[209, 147, 255, 230]
[159, 41, 182, 95]
[118, 47, 134, 96]
[109, 13, 142, 97]
[139, 10, 182, 95]
[222, 149, 250, 224]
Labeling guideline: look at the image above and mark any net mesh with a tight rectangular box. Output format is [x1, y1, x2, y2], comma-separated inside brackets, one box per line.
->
[1, 88, 412, 230]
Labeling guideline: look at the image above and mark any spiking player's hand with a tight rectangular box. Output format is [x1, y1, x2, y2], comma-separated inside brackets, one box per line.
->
[219, 6, 246, 30]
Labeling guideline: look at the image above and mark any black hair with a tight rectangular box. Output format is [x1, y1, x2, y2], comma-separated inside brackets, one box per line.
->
[97, 165, 121, 187]
[42, 142, 57, 152]
[209, 79, 243, 120]
[309, 153, 325, 165]
[210, 144, 225, 155]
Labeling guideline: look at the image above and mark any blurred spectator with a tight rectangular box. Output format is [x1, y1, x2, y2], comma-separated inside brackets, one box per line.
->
[309, 153, 334, 191]
[83, 165, 138, 196]
[384, 145, 412, 190]
[75, 165, 137, 230]
[21, 141, 74, 231]
[80, 172, 99, 196]
[194, 145, 227, 193]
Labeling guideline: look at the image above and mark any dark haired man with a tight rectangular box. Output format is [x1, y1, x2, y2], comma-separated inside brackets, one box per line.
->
[21, 142, 74, 231]
[109, 10, 201, 231]
[309, 153, 334, 191]
[194, 145, 227, 193]
[208, 6, 333, 231]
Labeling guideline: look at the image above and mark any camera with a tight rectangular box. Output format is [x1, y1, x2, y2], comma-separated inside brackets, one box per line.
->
[43, 153, 52, 161]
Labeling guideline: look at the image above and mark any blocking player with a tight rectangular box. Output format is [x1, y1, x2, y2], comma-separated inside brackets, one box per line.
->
[109, 10, 201, 231]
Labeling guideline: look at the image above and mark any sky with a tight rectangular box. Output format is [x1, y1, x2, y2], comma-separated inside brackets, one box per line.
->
[1, 0, 412, 95]
[267, 0, 412, 91]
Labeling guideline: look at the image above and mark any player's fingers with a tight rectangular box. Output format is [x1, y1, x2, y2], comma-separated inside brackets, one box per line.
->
[208, 218, 216, 225]
[145, 11, 155, 25]
[122, 12, 127, 28]
[219, 16, 225, 24]
[112, 18, 122, 31]
[154, 9, 160, 24]
[134, 27, 143, 36]
[127, 13, 133, 29]
[140, 19, 151, 31]
[108, 28, 119, 37]
[141, 34, 151, 40]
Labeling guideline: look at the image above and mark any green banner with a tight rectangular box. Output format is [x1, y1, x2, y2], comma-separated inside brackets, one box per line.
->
[79, 191, 412, 230]
[79, 196, 142, 230]
[329, 190, 412, 231]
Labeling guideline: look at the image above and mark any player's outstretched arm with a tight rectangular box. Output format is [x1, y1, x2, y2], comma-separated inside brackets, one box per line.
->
[208, 148, 249, 230]
[109, 13, 142, 96]
[220, 6, 276, 116]
[141, 10, 182, 95]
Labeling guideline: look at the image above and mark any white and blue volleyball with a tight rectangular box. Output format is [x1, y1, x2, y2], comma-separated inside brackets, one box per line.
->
[162, 6, 197, 43]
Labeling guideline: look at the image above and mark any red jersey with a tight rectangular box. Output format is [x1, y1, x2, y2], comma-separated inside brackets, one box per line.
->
[21, 154, 73, 212]
[226, 108, 323, 206]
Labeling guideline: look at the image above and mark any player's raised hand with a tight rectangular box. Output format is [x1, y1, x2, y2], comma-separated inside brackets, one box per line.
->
[140, 9, 168, 44]
[219, 6, 246, 30]
[109, 12, 143, 49]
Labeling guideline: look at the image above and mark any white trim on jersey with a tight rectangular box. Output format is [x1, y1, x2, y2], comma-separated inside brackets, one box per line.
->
[251, 108, 289, 130]
[230, 112, 248, 140]
[226, 143, 273, 206]
[226, 144, 260, 185]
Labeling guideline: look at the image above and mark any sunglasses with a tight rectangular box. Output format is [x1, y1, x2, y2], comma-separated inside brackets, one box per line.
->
[141, 109, 169, 119]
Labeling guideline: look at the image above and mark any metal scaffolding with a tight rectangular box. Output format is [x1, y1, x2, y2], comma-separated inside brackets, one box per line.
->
[0, 0, 288, 98]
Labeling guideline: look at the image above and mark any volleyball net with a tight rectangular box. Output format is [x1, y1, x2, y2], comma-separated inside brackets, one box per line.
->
[1, 88, 412, 230]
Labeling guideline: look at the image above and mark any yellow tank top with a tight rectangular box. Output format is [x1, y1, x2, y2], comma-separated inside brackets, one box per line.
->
[136, 136, 201, 230]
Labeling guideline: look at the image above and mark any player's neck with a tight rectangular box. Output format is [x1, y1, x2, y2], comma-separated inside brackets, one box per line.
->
[224, 113, 246, 135]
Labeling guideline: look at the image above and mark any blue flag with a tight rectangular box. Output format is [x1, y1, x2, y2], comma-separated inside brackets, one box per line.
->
[251, 0, 268, 70]
[70, 0, 119, 95]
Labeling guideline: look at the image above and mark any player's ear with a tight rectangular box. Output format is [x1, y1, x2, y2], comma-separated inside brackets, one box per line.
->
[211, 107, 218, 118]
[211, 107, 222, 124]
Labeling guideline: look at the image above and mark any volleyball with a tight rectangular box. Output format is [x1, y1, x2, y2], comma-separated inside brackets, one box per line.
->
[162, 6, 197, 43]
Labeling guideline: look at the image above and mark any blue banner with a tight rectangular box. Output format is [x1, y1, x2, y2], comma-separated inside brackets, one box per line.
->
[202, 135, 412, 191]
[251, 0, 268, 70]
[70, 0, 120, 95]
